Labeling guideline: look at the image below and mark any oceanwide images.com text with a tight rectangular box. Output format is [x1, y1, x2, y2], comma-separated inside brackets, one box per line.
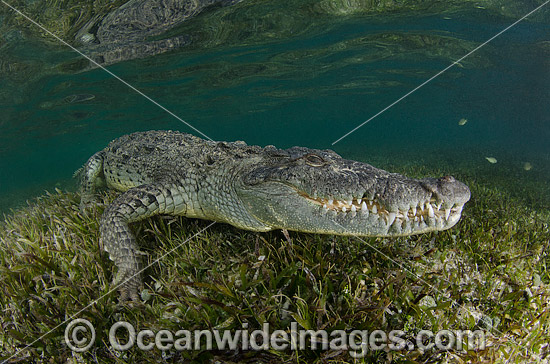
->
[65, 319, 486, 358]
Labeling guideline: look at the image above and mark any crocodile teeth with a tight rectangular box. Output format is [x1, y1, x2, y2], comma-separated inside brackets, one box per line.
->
[387, 212, 396, 226]
[427, 204, 434, 218]
[313, 196, 455, 224]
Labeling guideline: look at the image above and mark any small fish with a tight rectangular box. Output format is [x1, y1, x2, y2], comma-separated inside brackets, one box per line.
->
[485, 157, 497, 164]
[64, 94, 95, 104]
[80, 33, 96, 44]
[39, 101, 54, 109]
[523, 162, 532, 171]
[458, 118, 468, 126]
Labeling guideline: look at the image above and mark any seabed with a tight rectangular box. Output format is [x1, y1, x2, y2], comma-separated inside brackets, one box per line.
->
[1, 160, 549, 363]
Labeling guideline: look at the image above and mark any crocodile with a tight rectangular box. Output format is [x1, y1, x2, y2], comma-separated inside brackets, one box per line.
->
[75, 0, 244, 67]
[80, 130, 470, 301]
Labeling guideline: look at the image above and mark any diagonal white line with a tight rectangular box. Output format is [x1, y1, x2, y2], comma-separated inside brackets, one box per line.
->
[349, 235, 493, 353]
[331, 220, 505, 345]
[332, 0, 550, 145]
[0, 2, 218, 362]
[332, 219, 504, 340]
[0, 0, 214, 142]
[1, 221, 216, 364]
[1, 0, 537, 360]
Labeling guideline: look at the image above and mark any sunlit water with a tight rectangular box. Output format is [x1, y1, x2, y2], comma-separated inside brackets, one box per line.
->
[0, 3, 548, 213]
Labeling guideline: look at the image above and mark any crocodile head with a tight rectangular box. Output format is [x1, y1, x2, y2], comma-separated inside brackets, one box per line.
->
[236, 146, 470, 236]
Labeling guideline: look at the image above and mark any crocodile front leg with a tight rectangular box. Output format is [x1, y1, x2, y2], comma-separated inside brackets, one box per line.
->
[100, 183, 182, 301]
[80, 151, 105, 210]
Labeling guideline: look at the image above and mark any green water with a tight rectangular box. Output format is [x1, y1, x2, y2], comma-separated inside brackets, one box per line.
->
[0, 1, 549, 213]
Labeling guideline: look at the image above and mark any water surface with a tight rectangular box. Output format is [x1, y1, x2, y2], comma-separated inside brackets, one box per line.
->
[0, 2, 548, 213]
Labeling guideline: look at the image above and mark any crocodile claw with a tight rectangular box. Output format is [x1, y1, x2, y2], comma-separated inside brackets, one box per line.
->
[113, 268, 142, 302]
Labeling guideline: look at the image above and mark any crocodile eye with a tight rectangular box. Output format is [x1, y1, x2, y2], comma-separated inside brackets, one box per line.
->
[304, 153, 326, 167]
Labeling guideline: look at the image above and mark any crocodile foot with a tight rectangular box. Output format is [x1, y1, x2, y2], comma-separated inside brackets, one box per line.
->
[112, 268, 142, 302]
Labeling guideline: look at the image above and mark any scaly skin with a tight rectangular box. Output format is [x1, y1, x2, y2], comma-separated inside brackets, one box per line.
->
[77, 0, 243, 67]
[80, 130, 470, 301]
